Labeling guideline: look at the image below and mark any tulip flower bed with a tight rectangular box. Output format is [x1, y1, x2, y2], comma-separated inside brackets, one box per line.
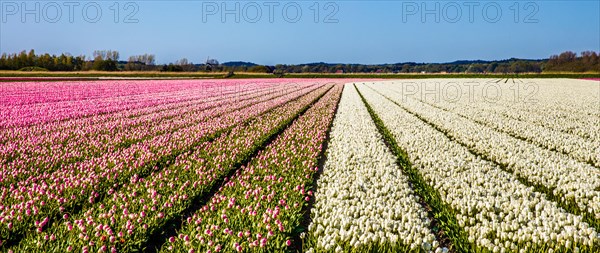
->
[367, 82, 600, 228]
[0, 79, 304, 127]
[2, 78, 599, 253]
[0, 80, 236, 127]
[0, 82, 309, 185]
[0, 79, 339, 251]
[0, 82, 323, 248]
[355, 81, 600, 252]
[380, 80, 600, 167]
[7, 82, 334, 252]
[162, 84, 342, 253]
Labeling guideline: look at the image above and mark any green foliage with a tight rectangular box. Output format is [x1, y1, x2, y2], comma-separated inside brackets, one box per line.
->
[0, 49, 598, 75]
[161, 64, 184, 72]
[92, 59, 119, 71]
[545, 51, 600, 72]
[247, 65, 271, 73]
[273, 69, 285, 78]
[0, 50, 85, 71]
[223, 71, 235, 78]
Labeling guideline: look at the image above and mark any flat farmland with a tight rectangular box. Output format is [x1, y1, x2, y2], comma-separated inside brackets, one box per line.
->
[0, 78, 599, 253]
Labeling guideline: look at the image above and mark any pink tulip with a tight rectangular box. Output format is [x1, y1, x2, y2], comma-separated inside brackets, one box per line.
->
[260, 238, 267, 247]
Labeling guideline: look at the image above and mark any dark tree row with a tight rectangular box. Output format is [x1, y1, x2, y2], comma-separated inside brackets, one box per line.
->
[0, 50, 121, 71]
[0, 50, 88, 71]
[258, 60, 545, 74]
[0, 50, 598, 73]
[544, 51, 599, 72]
[251, 51, 597, 74]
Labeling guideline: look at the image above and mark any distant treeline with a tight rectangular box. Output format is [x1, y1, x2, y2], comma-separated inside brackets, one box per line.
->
[0, 50, 598, 73]
[545, 51, 599, 72]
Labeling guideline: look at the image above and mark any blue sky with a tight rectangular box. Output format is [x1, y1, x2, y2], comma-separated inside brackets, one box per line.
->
[1, 1, 599, 65]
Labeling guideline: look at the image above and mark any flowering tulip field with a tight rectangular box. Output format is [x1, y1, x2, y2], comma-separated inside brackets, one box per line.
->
[1, 78, 599, 253]
[334, 79, 599, 253]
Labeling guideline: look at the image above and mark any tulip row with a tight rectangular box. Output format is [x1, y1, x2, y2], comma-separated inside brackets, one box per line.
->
[0, 82, 310, 185]
[0, 79, 297, 128]
[0, 80, 214, 128]
[162, 84, 342, 253]
[386, 81, 600, 167]
[482, 79, 600, 135]
[442, 79, 598, 141]
[0, 80, 275, 145]
[367, 83, 600, 226]
[306, 85, 439, 252]
[410, 92, 600, 168]
[0, 80, 278, 148]
[9, 84, 334, 252]
[356, 83, 600, 252]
